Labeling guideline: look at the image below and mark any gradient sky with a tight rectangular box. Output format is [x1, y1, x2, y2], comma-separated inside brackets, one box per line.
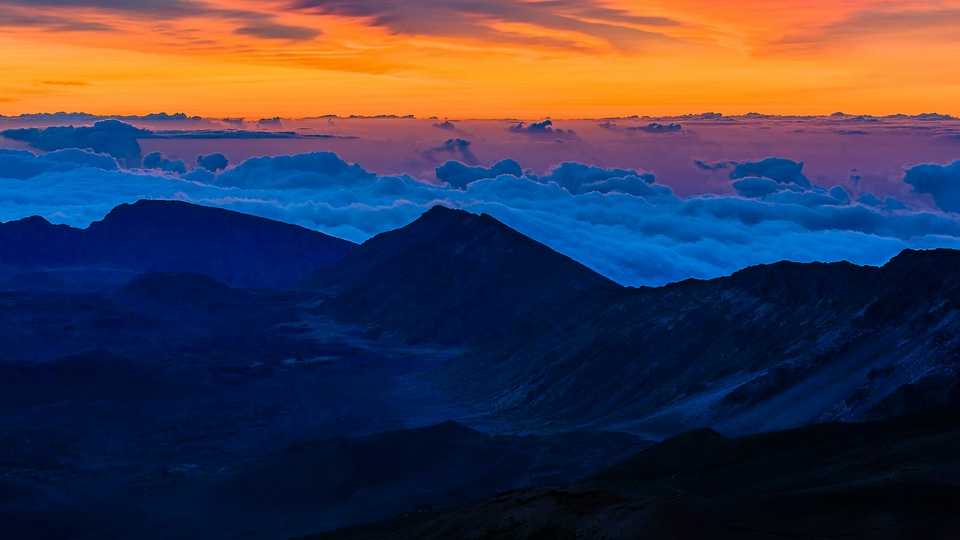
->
[3, 0, 960, 118]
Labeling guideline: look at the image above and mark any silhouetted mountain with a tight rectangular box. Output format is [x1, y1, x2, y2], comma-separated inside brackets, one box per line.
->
[302, 206, 617, 344]
[311, 405, 960, 540]
[0, 200, 356, 289]
[0, 216, 82, 267]
[438, 248, 960, 435]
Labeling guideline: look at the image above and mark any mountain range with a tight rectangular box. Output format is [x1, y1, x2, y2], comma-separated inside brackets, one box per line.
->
[0, 199, 355, 289]
[2, 199, 959, 539]
[297, 204, 960, 437]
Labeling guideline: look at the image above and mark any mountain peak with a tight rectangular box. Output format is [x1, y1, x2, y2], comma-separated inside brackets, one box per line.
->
[421, 204, 464, 217]
[8, 215, 53, 227]
[304, 206, 618, 345]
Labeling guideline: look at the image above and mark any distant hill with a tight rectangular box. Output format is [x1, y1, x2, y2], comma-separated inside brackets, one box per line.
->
[0, 200, 356, 288]
[439, 248, 960, 435]
[115, 271, 238, 306]
[302, 205, 618, 345]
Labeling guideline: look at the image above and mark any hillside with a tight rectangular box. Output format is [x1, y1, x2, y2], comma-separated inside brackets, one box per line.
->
[438, 249, 960, 435]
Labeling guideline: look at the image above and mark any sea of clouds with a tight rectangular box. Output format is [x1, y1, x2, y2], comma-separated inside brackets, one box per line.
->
[4, 126, 960, 286]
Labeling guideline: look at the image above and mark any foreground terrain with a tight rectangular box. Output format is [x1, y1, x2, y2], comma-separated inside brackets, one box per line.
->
[2, 200, 959, 539]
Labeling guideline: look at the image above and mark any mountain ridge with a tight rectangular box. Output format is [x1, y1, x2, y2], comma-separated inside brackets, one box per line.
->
[0, 199, 356, 289]
[436, 247, 960, 436]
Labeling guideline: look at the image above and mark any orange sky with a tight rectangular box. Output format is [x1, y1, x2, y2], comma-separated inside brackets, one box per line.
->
[1, 0, 959, 118]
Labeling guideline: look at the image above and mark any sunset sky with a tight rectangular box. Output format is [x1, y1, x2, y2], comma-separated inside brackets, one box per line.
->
[3, 0, 960, 118]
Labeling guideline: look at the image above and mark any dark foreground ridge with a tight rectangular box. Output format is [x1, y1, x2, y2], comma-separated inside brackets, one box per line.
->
[307, 404, 960, 540]
[303, 205, 618, 345]
[0, 199, 356, 289]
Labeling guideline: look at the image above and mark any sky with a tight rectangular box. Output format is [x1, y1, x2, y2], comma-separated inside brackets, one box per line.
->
[3, 3, 960, 287]
[2, 1, 960, 117]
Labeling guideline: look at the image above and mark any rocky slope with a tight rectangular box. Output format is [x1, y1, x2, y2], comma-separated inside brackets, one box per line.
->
[439, 249, 960, 435]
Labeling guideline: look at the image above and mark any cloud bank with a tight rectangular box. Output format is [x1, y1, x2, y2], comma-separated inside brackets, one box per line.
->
[2, 120, 146, 166]
[3, 148, 960, 288]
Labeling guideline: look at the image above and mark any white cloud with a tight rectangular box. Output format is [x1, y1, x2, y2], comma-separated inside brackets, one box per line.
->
[4, 148, 960, 286]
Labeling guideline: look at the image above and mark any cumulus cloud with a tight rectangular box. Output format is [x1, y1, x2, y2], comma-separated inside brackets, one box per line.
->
[729, 161, 862, 210]
[182, 168, 216, 182]
[436, 158, 522, 190]
[729, 157, 811, 189]
[904, 160, 960, 213]
[197, 153, 229, 172]
[732, 177, 782, 198]
[257, 117, 282, 128]
[629, 122, 682, 134]
[421, 138, 478, 166]
[143, 152, 186, 175]
[509, 120, 580, 140]
[433, 120, 457, 131]
[4, 149, 960, 288]
[214, 151, 375, 189]
[0, 148, 118, 179]
[694, 159, 732, 171]
[1, 120, 146, 166]
[535, 162, 655, 194]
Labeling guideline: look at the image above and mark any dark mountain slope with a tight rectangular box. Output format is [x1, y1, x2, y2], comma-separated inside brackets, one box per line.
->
[302, 206, 618, 345]
[439, 249, 960, 435]
[0, 200, 356, 288]
[310, 405, 960, 540]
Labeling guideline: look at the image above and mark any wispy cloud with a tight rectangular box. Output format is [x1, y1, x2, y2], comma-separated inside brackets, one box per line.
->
[0, 0, 324, 42]
[39, 80, 90, 86]
[291, 0, 679, 51]
[772, 8, 960, 52]
[234, 21, 321, 41]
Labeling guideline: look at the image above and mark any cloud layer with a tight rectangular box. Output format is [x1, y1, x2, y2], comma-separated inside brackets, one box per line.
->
[4, 147, 960, 288]
[2, 120, 146, 166]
